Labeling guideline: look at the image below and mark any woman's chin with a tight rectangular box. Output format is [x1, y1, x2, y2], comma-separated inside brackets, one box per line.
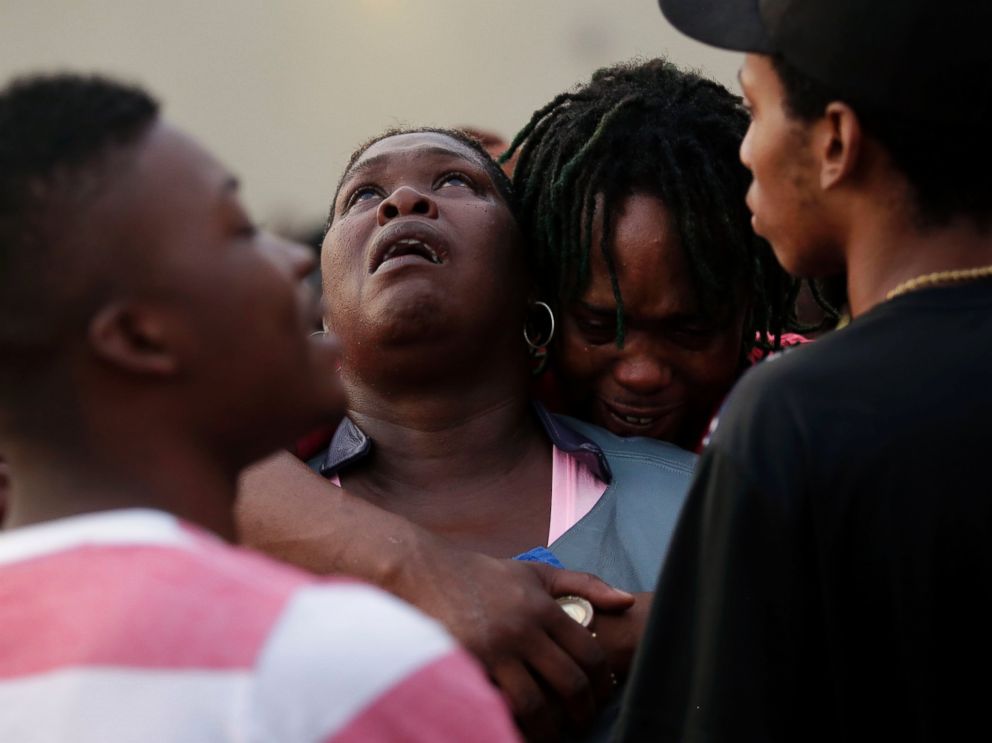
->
[363, 295, 449, 346]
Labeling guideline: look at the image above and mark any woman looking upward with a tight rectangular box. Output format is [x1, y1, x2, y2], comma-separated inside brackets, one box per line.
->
[242, 127, 694, 742]
[319, 126, 691, 586]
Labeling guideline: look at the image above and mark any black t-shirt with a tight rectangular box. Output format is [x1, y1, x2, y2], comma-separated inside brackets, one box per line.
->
[614, 281, 992, 743]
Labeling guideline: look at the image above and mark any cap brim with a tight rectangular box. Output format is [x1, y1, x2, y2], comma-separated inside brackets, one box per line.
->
[658, 0, 775, 53]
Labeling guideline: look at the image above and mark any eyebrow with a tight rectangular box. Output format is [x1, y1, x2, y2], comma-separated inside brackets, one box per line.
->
[578, 300, 708, 323]
[577, 301, 617, 317]
[343, 146, 489, 184]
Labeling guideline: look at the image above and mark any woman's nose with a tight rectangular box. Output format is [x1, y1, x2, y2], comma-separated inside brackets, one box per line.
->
[613, 350, 673, 394]
[377, 186, 438, 225]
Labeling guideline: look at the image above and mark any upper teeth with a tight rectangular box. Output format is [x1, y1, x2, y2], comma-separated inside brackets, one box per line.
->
[622, 415, 654, 425]
[382, 239, 441, 264]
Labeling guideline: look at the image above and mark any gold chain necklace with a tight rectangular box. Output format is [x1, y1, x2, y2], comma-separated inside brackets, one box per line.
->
[886, 264, 992, 301]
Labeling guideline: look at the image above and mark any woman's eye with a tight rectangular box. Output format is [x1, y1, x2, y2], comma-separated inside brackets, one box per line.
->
[576, 318, 616, 345]
[670, 321, 719, 348]
[678, 323, 710, 337]
[437, 172, 472, 189]
[347, 186, 381, 209]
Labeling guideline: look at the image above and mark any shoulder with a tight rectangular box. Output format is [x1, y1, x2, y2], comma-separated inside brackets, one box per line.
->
[249, 582, 517, 742]
[549, 415, 695, 591]
[552, 413, 696, 479]
[169, 528, 323, 606]
[257, 582, 454, 673]
[0, 522, 338, 680]
[711, 336, 838, 439]
[700, 335, 853, 495]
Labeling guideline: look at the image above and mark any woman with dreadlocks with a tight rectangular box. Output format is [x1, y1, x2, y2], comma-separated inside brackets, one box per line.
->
[505, 58, 825, 451]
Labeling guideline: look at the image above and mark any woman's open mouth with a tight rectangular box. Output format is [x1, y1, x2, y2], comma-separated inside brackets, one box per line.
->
[375, 238, 442, 271]
[599, 399, 684, 437]
[369, 222, 449, 274]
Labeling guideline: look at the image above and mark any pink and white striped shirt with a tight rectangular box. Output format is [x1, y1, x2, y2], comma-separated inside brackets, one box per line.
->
[0, 509, 519, 743]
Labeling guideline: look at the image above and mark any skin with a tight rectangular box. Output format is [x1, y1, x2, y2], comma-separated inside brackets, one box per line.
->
[239, 132, 647, 741]
[737, 55, 842, 279]
[325, 132, 552, 556]
[555, 193, 746, 450]
[738, 53, 992, 315]
[1, 120, 341, 539]
[325, 134, 532, 402]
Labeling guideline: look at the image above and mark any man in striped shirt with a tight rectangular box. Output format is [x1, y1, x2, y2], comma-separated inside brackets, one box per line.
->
[0, 73, 519, 743]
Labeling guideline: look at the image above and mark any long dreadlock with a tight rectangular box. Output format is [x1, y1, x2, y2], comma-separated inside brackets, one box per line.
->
[504, 58, 831, 360]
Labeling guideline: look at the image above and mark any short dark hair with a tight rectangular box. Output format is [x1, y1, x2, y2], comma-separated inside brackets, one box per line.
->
[0, 73, 158, 407]
[771, 55, 992, 229]
[326, 127, 516, 232]
[504, 58, 816, 358]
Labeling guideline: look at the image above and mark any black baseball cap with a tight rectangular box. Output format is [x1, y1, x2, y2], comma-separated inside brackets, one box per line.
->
[658, 0, 991, 121]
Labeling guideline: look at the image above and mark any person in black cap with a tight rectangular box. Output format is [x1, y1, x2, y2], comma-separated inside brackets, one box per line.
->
[615, 1, 992, 741]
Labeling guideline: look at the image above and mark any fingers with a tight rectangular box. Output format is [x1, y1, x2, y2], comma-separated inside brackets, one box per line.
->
[424, 557, 624, 738]
[539, 565, 635, 611]
[510, 562, 625, 705]
[522, 633, 599, 731]
[476, 561, 609, 734]
[491, 661, 562, 743]
[587, 609, 639, 678]
[544, 602, 615, 704]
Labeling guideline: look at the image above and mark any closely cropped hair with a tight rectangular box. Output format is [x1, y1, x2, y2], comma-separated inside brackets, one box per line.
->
[504, 58, 814, 357]
[326, 127, 516, 231]
[772, 55, 992, 229]
[0, 73, 158, 222]
[0, 73, 158, 369]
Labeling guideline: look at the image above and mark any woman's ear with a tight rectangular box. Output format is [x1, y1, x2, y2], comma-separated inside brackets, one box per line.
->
[818, 101, 863, 190]
[87, 301, 180, 376]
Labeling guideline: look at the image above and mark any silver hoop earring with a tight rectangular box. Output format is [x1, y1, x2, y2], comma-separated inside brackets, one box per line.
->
[524, 301, 556, 350]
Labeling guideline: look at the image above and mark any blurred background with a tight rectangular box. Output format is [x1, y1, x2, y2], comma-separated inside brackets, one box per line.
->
[0, 0, 741, 235]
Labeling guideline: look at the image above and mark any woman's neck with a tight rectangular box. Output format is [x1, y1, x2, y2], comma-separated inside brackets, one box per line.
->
[340, 379, 553, 557]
